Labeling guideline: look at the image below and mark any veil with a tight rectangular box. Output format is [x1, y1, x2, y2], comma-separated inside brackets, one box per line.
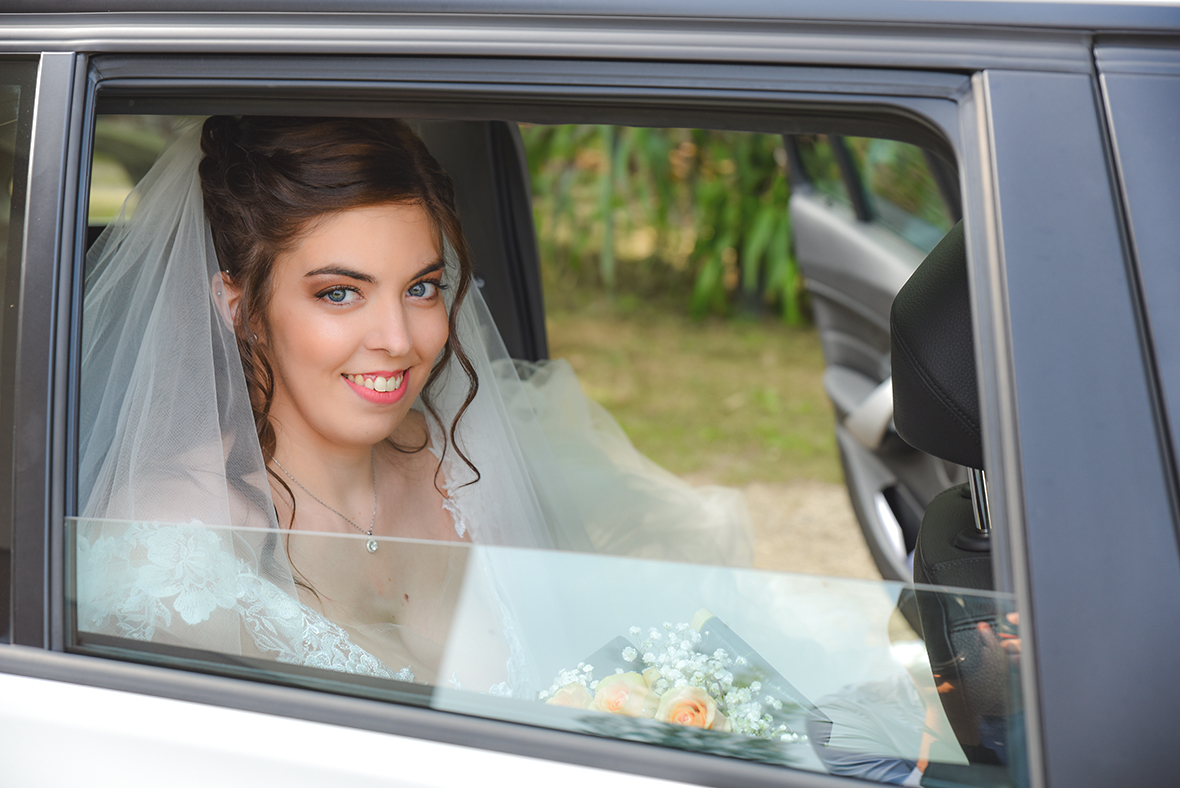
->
[75, 121, 753, 684]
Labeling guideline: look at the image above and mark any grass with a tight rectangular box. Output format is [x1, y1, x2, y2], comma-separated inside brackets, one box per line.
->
[544, 290, 841, 487]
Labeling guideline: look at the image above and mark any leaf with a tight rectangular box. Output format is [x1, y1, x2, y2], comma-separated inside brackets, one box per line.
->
[740, 205, 777, 296]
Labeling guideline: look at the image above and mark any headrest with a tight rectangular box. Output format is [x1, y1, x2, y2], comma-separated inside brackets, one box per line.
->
[890, 222, 983, 470]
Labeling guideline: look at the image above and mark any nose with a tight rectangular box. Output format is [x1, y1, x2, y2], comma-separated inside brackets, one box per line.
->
[365, 298, 414, 359]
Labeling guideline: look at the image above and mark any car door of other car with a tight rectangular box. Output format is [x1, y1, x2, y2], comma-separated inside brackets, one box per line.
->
[787, 133, 964, 581]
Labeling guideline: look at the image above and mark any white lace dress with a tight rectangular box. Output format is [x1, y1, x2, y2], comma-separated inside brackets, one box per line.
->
[76, 519, 418, 682]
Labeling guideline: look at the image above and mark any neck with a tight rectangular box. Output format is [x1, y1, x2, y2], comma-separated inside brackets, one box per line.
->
[269, 423, 377, 524]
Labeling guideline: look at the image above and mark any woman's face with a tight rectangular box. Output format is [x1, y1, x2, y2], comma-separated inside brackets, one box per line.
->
[257, 202, 450, 455]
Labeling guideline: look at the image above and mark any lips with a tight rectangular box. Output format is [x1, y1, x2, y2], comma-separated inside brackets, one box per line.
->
[343, 371, 408, 404]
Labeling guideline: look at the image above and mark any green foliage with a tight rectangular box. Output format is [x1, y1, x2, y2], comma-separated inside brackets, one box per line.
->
[522, 124, 805, 324]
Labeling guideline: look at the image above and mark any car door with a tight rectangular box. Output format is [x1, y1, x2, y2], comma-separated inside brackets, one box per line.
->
[1, 48, 1014, 788]
[786, 133, 964, 581]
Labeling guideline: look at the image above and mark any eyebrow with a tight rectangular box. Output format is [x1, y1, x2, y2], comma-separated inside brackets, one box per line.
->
[303, 259, 446, 283]
[303, 265, 376, 283]
[411, 260, 447, 279]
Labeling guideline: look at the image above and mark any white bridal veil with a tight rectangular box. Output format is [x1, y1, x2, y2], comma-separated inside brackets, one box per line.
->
[76, 121, 753, 681]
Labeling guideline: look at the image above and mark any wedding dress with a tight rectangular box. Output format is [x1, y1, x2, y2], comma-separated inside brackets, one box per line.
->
[76, 122, 754, 695]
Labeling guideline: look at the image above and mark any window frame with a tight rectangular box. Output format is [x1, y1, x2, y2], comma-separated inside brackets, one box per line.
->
[0, 55, 40, 645]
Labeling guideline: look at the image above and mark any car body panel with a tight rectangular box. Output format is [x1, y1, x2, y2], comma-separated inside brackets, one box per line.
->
[977, 67, 1180, 788]
[0, 669, 698, 788]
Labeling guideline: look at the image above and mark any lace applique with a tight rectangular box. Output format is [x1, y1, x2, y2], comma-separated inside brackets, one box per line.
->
[424, 413, 474, 540]
[77, 521, 240, 643]
[77, 520, 415, 682]
[440, 496, 470, 539]
[292, 607, 413, 681]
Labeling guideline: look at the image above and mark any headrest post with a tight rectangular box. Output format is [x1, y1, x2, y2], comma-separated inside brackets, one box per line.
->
[969, 468, 991, 536]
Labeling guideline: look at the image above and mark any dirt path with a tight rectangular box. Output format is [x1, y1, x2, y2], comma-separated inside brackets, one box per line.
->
[736, 480, 881, 580]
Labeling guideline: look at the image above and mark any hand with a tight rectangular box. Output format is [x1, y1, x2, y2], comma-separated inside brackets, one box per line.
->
[978, 611, 1021, 660]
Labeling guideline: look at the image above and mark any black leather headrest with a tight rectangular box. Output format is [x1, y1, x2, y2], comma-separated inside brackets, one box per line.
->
[890, 222, 983, 470]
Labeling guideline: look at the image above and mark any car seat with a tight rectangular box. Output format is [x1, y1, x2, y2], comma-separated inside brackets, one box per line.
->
[891, 221, 1015, 765]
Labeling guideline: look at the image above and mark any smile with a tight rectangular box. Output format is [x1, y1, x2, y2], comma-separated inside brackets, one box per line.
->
[343, 371, 408, 403]
[345, 372, 404, 392]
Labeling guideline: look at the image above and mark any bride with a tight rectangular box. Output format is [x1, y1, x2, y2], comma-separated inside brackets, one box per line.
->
[77, 116, 752, 693]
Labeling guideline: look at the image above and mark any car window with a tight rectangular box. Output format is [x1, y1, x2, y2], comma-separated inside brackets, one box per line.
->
[0, 60, 37, 644]
[74, 112, 1025, 788]
[791, 134, 853, 210]
[843, 137, 955, 252]
[791, 134, 955, 254]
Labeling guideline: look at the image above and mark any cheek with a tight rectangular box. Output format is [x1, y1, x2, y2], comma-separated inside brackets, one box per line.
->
[266, 310, 351, 378]
[415, 305, 450, 362]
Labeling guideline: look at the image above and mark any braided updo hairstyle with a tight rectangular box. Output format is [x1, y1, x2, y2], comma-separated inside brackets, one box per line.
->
[198, 116, 480, 496]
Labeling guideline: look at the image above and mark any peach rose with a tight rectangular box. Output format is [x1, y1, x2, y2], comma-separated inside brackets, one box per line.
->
[655, 686, 731, 731]
[593, 672, 657, 718]
[545, 682, 593, 709]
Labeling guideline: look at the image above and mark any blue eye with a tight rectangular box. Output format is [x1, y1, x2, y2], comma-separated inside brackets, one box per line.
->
[409, 281, 441, 299]
[319, 287, 358, 304]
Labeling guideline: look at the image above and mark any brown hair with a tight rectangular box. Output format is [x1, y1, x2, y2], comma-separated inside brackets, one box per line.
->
[198, 116, 480, 508]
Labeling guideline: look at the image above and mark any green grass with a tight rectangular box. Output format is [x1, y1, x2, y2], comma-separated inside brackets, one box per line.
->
[544, 294, 841, 487]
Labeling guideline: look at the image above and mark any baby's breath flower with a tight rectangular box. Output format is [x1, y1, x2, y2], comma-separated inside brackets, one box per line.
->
[545, 619, 792, 742]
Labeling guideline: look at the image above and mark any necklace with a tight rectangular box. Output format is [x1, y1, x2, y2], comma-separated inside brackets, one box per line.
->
[271, 453, 379, 554]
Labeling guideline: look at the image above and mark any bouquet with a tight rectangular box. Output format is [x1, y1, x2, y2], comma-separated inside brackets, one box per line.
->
[539, 608, 820, 742]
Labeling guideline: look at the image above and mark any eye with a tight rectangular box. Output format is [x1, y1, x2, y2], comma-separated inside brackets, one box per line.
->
[408, 280, 445, 300]
[318, 286, 359, 304]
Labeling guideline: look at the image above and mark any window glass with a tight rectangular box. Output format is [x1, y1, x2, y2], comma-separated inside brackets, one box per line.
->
[0, 60, 37, 644]
[524, 124, 876, 576]
[74, 114, 1023, 788]
[844, 137, 954, 252]
[90, 115, 190, 223]
[68, 520, 1024, 786]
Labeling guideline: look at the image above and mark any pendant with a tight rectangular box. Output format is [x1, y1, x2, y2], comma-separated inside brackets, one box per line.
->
[366, 538, 379, 554]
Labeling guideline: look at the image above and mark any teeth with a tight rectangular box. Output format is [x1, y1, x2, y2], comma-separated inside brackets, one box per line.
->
[348, 373, 403, 393]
